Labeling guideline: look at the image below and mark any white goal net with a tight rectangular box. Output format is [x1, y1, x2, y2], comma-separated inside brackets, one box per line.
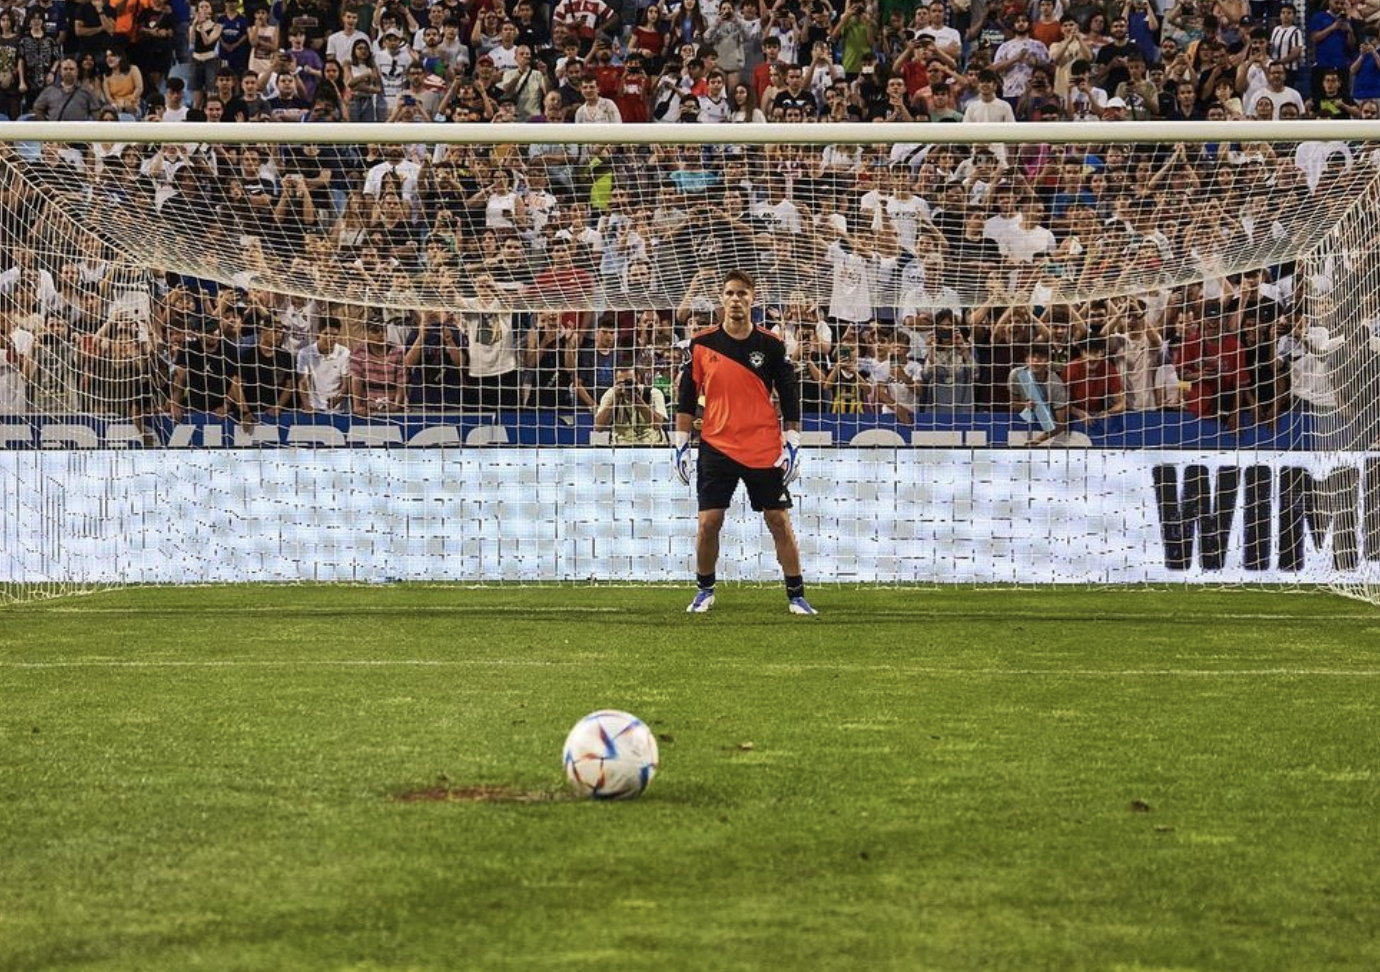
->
[2, 121, 1379, 601]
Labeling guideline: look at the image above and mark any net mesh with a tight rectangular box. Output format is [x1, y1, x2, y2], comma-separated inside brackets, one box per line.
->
[3, 134, 1379, 314]
[2, 125, 1379, 602]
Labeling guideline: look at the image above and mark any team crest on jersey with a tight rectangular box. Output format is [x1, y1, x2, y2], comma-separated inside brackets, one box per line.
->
[749, 351, 765, 369]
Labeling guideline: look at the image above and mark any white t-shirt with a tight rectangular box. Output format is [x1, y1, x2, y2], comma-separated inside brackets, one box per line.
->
[961, 98, 1015, 166]
[858, 188, 885, 223]
[697, 93, 731, 123]
[0, 327, 34, 414]
[983, 212, 1025, 252]
[574, 98, 623, 124]
[374, 45, 414, 107]
[325, 28, 368, 68]
[524, 189, 558, 234]
[889, 359, 926, 411]
[773, 320, 834, 359]
[826, 241, 873, 324]
[898, 285, 962, 327]
[1004, 223, 1056, 263]
[487, 43, 519, 71]
[1239, 62, 1268, 105]
[460, 310, 519, 377]
[1247, 85, 1305, 120]
[918, 24, 961, 54]
[1068, 85, 1108, 121]
[297, 342, 352, 411]
[276, 299, 318, 353]
[767, 25, 798, 63]
[993, 37, 1049, 97]
[885, 195, 931, 254]
[485, 190, 521, 229]
[362, 158, 421, 199]
[752, 198, 803, 234]
[1278, 326, 1344, 407]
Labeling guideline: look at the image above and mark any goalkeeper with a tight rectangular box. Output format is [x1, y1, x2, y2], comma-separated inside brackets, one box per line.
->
[673, 270, 817, 616]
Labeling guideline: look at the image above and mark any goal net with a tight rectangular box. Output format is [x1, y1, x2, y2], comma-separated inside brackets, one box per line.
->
[2, 121, 1378, 602]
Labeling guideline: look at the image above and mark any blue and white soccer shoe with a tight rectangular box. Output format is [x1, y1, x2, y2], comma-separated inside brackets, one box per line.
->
[788, 596, 818, 616]
[687, 590, 716, 613]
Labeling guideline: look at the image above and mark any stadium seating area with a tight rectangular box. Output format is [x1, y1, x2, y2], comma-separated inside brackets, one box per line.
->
[0, 0, 1374, 446]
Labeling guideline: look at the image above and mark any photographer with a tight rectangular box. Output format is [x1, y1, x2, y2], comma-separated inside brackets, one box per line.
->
[594, 364, 669, 445]
[269, 171, 318, 253]
[831, 0, 876, 77]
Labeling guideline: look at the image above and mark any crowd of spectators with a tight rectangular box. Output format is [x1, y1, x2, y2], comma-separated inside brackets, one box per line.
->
[0, 0, 1374, 443]
[1, 0, 1376, 123]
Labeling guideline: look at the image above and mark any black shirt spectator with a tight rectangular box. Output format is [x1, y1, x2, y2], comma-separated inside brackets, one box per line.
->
[773, 87, 817, 116]
[226, 79, 273, 122]
[175, 330, 241, 413]
[1094, 19, 1140, 95]
[70, 0, 112, 57]
[236, 329, 296, 415]
[132, 0, 177, 84]
[279, 0, 334, 52]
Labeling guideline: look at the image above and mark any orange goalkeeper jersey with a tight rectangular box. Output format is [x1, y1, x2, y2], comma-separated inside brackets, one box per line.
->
[676, 325, 800, 469]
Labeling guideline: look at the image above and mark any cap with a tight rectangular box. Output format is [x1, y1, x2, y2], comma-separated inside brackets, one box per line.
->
[1105, 96, 1127, 108]
[477, 53, 494, 64]
[383, 27, 404, 38]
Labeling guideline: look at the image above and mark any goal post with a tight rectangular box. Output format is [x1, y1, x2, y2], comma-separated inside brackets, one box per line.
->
[1, 121, 1379, 602]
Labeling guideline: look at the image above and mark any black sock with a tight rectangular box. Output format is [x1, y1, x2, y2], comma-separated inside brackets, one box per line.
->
[785, 575, 804, 599]
[697, 572, 716, 592]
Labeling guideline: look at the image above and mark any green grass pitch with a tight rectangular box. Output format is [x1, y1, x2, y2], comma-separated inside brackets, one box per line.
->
[2, 585, 1379, 972]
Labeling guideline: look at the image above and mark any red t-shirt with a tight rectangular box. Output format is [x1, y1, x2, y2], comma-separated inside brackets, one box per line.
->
[1031, 20, 1062, 47]
[1062, 356, 1123, 412]
[590, 63, 623, 97]
[615, 73, 648, 122]
[898, 59, 929, 96]
[752, 61, 775, 101]
[630, 26, 664, 59]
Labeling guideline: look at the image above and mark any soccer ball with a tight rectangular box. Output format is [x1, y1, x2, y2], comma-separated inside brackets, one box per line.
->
[562, 710, 659, 800]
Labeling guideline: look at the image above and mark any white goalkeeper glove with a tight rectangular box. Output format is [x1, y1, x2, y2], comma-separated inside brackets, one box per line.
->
[672, 430, 693, 486]
[776, 429, 802, 486]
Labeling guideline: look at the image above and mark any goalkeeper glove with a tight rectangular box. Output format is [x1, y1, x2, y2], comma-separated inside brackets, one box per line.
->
[672, 430, 693, 486]
[776, 429, 802, 486]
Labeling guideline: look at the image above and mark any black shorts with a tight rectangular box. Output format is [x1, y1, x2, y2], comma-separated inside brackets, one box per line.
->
[697, 441, 792, 513]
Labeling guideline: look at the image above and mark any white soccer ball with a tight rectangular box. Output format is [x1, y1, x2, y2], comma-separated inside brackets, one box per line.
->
[562, 710, 659, 800]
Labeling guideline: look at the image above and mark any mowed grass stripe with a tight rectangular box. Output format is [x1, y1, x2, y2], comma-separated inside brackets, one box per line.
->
[1, 586, 1378, 972]
[4, 659, 1380, 677]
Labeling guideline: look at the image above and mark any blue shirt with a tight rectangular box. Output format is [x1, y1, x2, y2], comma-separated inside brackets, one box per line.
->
[1355, 51, 1380, 99]
[36, 0, 65, 39]
[218, 13, 249, 68]
[1127, 11, 1158, 64]
[1051, 189, 1096, 219]
[1309, 11, 1351, 68]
